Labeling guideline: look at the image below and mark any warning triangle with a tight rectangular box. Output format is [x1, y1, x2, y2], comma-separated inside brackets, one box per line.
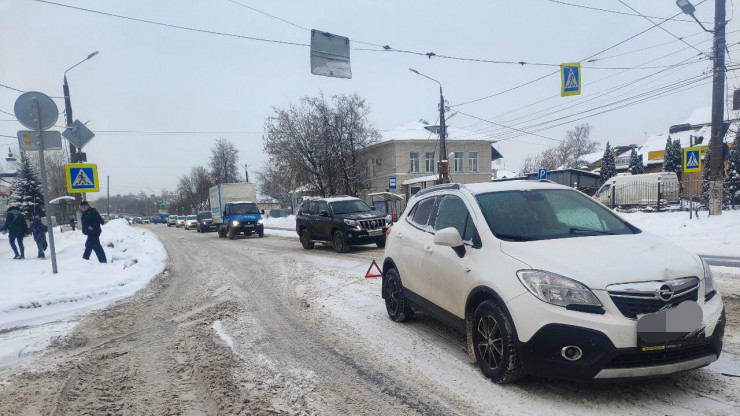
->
[565, 68, 579, 89]
[686, 152, 700, 168]
[365, 260, 382, 278]
[73, 169, 93, 186]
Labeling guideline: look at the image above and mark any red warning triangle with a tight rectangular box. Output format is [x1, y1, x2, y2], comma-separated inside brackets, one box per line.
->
[365, 260, 382, 278]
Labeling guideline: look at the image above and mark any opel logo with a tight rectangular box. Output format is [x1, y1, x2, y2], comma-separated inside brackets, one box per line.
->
[655, 284, 674, 302]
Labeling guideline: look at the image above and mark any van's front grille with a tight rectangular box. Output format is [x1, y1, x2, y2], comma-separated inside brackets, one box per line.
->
[359, 218, 385, 230]
[607, 277, 699, 319]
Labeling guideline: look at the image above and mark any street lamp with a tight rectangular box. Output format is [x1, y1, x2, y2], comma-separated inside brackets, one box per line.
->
[409, 68, 449, 183]
[675, 0, 712, 32]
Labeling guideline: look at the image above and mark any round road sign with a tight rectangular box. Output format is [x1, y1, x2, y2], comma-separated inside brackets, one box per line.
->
[14, 91, 59, 130]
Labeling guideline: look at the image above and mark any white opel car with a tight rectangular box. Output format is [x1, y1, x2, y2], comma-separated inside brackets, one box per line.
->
[382, 181, 725, 383]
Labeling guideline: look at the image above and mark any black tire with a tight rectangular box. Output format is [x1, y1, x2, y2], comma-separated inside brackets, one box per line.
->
[218, 226, 226, 238]
[300, 229, 314, 249]
[376, 237, 386, 248]
[227, 227, 236, 240]
[383, 268, 413, 322]
[258, 229, 264, 238]
[332, 230, 350, 253]
[470, 300, 524, 384]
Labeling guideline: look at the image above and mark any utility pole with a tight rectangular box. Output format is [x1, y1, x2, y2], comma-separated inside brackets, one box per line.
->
[244, 164, 250, 183]
[107, 175, 110, 218]
[438, 85, 449, 184]
[708, 0, 727, 215]
[63, 76, 81, 205]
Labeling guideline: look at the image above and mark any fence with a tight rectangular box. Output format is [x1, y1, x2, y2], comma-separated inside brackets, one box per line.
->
[596, 177, 739, 212]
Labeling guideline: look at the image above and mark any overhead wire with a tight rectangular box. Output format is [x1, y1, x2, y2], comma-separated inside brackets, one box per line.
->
[541, 0, 711, 23]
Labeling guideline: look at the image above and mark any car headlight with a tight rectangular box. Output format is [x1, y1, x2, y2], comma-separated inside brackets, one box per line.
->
[385, 214, 392, 225]
[516, 270, 602, 307]
[702, 259, 717, 300]
[231, 220, 240, 227]
[257, 219, 263, 224]
[344, 219, 359, 227]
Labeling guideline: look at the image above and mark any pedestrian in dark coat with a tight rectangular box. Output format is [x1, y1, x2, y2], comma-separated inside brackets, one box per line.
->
[1, 204, 28, 259]
[30, 215, 48, 259]
[80, 201, 107, 263]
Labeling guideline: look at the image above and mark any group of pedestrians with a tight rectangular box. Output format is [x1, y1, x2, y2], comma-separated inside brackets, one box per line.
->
[1, 200, 107, 263]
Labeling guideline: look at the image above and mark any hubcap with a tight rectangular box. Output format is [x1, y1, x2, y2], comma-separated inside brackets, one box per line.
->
[477, 315, 503, 370]
[334, 233, 343, 250]
[386, 279, 399, 314]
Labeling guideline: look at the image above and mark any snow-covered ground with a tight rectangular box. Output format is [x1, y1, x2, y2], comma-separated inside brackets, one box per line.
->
[263, 214, 295, 230]
[620, 209, 740, 257]
[0, 219, 166, 368]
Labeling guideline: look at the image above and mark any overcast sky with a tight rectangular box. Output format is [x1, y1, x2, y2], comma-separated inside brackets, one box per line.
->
[1, 0, 738, 197]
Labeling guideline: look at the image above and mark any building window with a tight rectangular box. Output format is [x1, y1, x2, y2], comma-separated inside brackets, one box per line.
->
[410, 152, 420, 173]
[370, 158, 377, 176]
[469, 151, 478, 172]
[425, 151, 435, 173]
[454, 151, 463, 173]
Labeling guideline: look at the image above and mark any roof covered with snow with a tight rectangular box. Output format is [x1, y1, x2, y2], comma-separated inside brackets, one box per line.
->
[683, 106, 711, 126]
[378, 120, 492, 143]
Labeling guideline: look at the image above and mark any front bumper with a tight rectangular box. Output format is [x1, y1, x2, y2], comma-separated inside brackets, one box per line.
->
[233, 223, 263, 233]
[508, 288, 725, 380]
[345, 227, 387, 243]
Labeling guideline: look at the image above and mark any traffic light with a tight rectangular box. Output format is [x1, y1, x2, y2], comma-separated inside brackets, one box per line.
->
[181, 206, 185, 211]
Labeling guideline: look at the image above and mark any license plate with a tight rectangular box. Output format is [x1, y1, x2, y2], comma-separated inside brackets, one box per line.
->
[244, 224, 254, 228]
[368, 229, 382, 236]
[636, 300, 703, 351]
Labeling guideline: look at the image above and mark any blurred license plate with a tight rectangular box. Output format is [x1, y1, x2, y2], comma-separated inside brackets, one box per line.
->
[368, 229, 382, 236]
[636, 300, 704, 351]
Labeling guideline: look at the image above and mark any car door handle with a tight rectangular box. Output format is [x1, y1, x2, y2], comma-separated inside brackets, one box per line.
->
[422, 244, 433, 254]
[396, 231, 402, 239]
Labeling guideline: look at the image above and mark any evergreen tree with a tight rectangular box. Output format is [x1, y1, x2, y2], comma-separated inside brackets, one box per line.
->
[628, 148, 644, 175]
[600, 141, 616, 182]
[701, 146, 711, 207]
[662, 136, 676, 173]
[672, 138, 683, 182]
[725, 133, 740, 208]
[8, 152, 45, 221]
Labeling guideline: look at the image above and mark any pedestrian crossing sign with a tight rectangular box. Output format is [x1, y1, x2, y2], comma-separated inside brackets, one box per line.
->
[683, 147, 702, 173]
[65, 163, 99, 193]
[560, 62, 581, 96]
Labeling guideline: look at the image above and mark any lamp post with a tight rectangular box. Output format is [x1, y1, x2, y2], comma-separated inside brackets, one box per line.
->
[676, 0, 725, 215]
[409, 68, 449, 183]
[63, 51, 99, 203]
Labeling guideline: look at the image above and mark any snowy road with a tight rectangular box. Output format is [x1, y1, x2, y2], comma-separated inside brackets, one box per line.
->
[1, 225, 739, 415]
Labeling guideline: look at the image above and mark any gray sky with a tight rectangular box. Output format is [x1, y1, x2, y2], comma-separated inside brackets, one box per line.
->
[1, 0, 738, 197]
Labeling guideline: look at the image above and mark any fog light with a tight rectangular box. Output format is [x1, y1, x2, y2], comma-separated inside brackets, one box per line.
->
[348, 233, 353, 238]
[561, 346, 583, 361]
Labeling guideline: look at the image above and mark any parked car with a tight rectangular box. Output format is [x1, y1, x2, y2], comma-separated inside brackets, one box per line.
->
[382, 181, 724, 383]
[151, 215, 167, 224]
[594, 172, 679, 208]
[176, 216, 186, 228]
[132, 217, 143, 224]
[142, 218, 151, 224]
[167, 215, 178, 227]
[296, 196, 391, 253]
[183, 215, 198, 230]
[196, 211, 216, 233]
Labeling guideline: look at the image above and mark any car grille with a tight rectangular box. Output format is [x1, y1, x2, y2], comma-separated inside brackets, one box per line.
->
[605, 343, 716, 369]
[359, 218, 385, 231]
[607, 277, 699, 319]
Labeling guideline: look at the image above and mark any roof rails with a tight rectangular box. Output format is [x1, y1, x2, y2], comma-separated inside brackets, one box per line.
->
[413, 183, 462, 198]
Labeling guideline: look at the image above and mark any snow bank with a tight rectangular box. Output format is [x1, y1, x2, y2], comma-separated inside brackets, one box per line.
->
[619, 210, 740, 257]
[0, 219, 167, 329]
[263, 215, 295, 230]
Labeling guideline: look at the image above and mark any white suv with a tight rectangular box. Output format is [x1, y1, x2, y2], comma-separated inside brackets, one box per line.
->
[382, 181, 725, 383]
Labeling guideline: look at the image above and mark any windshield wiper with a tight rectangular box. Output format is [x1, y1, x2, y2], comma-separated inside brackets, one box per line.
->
[569, 227, 617, 235]
[495, 234, 539, 242]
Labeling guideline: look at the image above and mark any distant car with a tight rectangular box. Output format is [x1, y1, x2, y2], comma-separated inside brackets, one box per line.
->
[131, 217, 143, 224]
[151, 215, 167, 224]
[167, 215, 178, 227]
[176, 216, 186, 228]
[196, 211, 216, 233]
[184, 215, 198, 230]
[142, 218, 151, 224]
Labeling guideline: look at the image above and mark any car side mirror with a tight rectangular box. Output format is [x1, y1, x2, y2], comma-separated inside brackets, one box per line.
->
[319, 210, 330, 217]
[371, 206, 376, 210]
[434, 227, 464, 247]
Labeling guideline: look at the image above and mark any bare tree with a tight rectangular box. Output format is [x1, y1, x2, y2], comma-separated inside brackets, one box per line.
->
[263, 93, 380, 197]
[209, 138, 241, 184]
[521, 123, 598, 173]
[177, 166, 213, 212]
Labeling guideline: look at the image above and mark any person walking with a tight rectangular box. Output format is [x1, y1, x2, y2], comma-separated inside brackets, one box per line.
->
[1, 204, 28, 259]
[30, 215, 48, 259]
[80, 201, 107, 263]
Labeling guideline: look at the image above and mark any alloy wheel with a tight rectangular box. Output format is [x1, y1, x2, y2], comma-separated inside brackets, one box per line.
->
[477, 315, 503, 370]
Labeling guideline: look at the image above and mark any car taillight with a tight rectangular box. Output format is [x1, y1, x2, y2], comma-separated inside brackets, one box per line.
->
[385, 226, 392, 237]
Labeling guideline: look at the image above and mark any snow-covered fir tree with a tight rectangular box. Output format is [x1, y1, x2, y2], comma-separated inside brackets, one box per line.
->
[662, 136, 681, 181]
[600, 141, 616, 182]
[724, 133, 740, 208]
[628, 148, 644, 175]
[8, 152, 45, 221]
[672, 138, 683, 182]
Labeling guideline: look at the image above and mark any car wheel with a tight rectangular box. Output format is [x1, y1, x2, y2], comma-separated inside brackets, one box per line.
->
[383, 268, 413, 322]
[227, 228, 236, 240]
[332, 230, 350, 253]
[218, 227, 226, 238]
[471, 300, 524, 384]
[376, 237, 386, 248]
[300, 229, 314, 249]
[258, 229, 264, 238]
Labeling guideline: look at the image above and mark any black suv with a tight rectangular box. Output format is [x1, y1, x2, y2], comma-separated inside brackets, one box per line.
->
[296, 196, 391, 253]
[196, 211, 216, 233]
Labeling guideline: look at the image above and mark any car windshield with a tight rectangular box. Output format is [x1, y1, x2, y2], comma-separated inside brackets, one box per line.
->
[476, 189, 638, 241]
[330, 200, 371, 214]
[198, 212, 212, 220]
[186, 215, 196, 220]
[230, 203, 260, 215]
